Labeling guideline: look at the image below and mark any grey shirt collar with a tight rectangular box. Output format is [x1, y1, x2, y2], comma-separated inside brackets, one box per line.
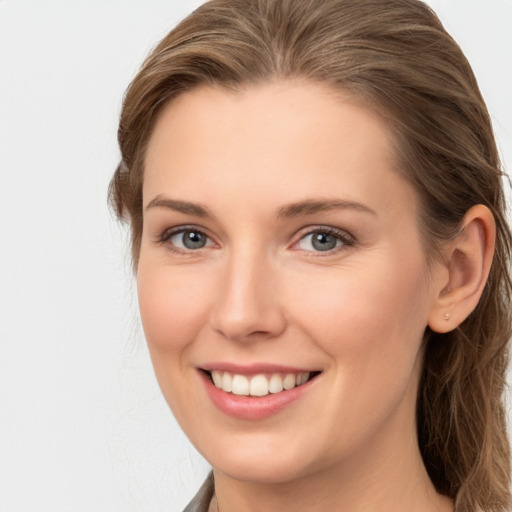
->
[182, 473, 214, 512]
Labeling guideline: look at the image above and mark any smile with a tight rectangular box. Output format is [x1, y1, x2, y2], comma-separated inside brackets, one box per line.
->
[209, 370, 313, 396]
[199, 364, 322, 420]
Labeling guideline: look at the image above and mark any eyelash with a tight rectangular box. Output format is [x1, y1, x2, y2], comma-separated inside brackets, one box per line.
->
[157, 225, 356, 255]
[157, 225, 215, 254]
[293, 226, 355, 255]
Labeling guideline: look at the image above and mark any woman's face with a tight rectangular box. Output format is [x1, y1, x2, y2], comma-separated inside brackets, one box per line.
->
[138, 82, 443, 483]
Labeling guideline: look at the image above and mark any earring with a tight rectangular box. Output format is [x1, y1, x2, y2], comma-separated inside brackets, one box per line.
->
[443, 312, 450, 321]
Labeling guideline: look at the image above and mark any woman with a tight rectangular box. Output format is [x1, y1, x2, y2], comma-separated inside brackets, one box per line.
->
[109, 0, 511, 511]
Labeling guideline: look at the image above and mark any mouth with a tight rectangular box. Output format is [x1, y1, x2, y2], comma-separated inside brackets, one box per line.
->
[201, 369, 321, 397]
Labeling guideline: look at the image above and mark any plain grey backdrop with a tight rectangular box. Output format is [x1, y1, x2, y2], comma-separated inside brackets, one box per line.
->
[0, 1, 511, 511]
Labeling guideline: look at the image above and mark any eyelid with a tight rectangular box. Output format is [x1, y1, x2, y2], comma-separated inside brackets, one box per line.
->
[154, 223, 356, 255]
[156, 224, 217, 252]
[291, 225, 356, 254]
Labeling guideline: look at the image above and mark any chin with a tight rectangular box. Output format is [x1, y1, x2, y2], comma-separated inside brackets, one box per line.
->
[213, 456, 310, 485]
[200, 435, 321, 485]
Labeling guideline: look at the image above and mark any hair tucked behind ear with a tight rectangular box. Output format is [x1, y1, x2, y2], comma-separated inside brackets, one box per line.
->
[109, 1, 511, 509]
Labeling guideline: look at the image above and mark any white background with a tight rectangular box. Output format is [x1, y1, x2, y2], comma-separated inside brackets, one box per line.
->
[0, 1, 511, 511]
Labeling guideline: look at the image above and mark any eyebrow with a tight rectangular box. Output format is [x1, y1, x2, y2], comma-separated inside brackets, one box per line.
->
[144, 196, 377, 219]
[277, 199, 377, 218]
[145, 196, 213, 218]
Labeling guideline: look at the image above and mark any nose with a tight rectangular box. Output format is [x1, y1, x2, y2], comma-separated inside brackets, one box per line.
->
[210, 249, 287, 342]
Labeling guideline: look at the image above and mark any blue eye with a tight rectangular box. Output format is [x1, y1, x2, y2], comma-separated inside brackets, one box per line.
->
[297, 230, 350, 252]
[168, 229, 212, 250]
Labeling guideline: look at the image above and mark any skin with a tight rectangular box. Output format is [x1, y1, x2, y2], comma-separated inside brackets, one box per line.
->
[137, 81, 493, 512]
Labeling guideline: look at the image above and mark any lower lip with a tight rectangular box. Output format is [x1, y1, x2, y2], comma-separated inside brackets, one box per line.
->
[200, 371, 317, 420]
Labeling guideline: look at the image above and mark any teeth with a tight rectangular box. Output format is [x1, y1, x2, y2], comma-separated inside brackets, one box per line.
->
[231, 374, 249, 395]
[283, 373, 296, 390]
[222, 372, 232, 392]
[268, 373, 284, 393]
[210, 371, 311, 396]
[250, 374, 269, 397]
[212, 370, 222, 388]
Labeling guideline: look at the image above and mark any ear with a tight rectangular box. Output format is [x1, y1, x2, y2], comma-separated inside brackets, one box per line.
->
[428, 205, 496, 333]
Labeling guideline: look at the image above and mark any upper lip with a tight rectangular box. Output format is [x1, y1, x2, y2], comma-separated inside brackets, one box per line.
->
[199, 362, 320, 375]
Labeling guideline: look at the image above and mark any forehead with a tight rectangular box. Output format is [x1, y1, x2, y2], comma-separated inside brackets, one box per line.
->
[143, 81, 415, 220]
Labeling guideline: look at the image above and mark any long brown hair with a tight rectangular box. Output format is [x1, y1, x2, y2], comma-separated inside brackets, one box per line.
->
[109, 1, 512, 509]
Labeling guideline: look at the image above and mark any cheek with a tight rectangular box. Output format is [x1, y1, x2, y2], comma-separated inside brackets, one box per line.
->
[136, 265, 212, 419]
[290, 258, 430, 444]
[290, 254, 430, 376]
[137, 265, 209, 354]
